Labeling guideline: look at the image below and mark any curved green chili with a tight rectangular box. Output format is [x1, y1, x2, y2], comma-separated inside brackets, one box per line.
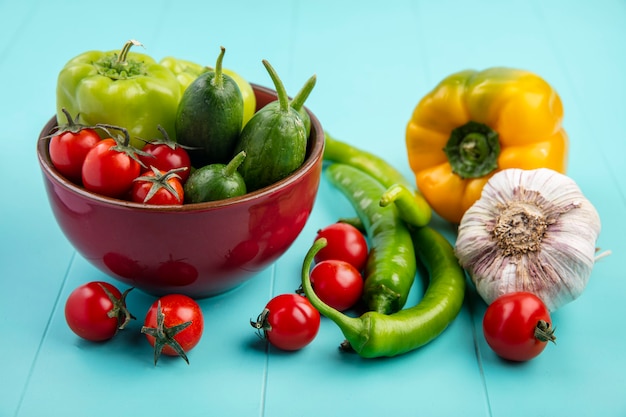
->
[324, 132, 411, 188]
[301, 226, 466, 358]
[326, 163, 416, 314]
[324, 132, 431, 227]
[380, 183, 432, 227]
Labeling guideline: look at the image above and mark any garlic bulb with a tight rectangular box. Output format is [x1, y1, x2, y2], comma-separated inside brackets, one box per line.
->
[455, 168, 601, 311]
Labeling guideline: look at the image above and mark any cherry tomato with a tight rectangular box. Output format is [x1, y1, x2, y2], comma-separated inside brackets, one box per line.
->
[130, 167, 186, 205]
[82, 138, 142, 198]
[49, 125, 100, 184]
[138, 128, 192, 183]
[482, 292, 556, 362]
[314, 223, 368, 271]
[142, 294, 204, 364]
[309, 260, 363, 311]
[64, 281, 134, 342]
[251, 294, 320, 351]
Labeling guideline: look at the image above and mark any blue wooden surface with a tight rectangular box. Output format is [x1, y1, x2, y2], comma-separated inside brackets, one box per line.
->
[2, 1, 625, 416]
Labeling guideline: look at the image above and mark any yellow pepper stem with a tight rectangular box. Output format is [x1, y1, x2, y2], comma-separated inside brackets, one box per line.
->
[443, 121, 500, 179]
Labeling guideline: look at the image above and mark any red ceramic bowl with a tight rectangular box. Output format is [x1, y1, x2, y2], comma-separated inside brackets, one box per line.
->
[37, 84, 324, 298]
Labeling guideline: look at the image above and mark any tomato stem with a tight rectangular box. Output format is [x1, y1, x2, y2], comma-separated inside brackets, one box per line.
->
[44, 108, 94, 138]
[97, 283, 135, 331]
[134, 166, 187, 203]
[96, 123, 152, 167]
[535, 320, 557, 344]
[141, 301, 193, 365]
[250, 308, 272, 340]
[60, 108, 77, 127]
[139, 125, 197, 151]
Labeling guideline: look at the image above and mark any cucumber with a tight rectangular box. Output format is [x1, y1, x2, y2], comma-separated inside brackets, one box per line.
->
[262, 73, 316, 138]
[184, 151, 247, 203]
[233, 60, 315, 191]
[175, 46, 244, 165]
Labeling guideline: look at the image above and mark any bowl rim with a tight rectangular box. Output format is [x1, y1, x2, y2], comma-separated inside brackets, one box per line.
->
[37, 83, 325, 212]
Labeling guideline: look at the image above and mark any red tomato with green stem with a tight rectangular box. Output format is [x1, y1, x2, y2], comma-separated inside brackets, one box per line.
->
[308, 260, 363, 311]
[314, 222, 368, 271]
[82, 129, 145, 198]
[64, 281, 135, 342]
[130, 166, 186, 205]
[482, 292, 556, 362]
[138, 125, 192, 183]
[48, 109, 101, 184]
[141, 294, 204, 365]
[251, 294, 320, 351]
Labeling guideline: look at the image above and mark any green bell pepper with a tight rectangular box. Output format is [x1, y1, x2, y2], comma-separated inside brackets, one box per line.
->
[56, 40, 182, 149]
[159, 56, 257, 127]
[159, 56, 207, 92]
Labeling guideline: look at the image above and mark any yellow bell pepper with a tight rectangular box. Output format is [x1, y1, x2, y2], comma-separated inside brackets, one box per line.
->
[405, 67, 568, 224]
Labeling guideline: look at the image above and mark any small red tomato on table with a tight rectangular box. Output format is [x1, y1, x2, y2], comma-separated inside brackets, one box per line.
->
[482, 292, 556, 361]
[251, 294, 320, 351]
[64, 281, 135, 342]
[141, 294, 204, 365]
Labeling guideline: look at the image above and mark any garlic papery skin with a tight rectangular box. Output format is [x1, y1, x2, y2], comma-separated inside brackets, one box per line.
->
[454, 168, 601, 311]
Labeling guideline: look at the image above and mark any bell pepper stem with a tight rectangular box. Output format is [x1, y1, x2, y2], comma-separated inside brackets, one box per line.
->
[117, 39, 143, 64]
[262, 60, 289, 112]
[301, 238, 366, 351]
[444, 121, 500, 179]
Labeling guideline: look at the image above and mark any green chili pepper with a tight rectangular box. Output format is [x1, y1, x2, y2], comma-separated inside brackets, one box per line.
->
[379, 183, 431, 228]
[323, 132, 431, 227]
[324, 132, 410, 187]
[56, 39, 182, 150]
[326, 163, 416, 314]
[301, 226, 466, 358]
